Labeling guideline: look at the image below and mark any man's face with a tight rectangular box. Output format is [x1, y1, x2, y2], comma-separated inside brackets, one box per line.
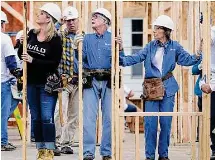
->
[91, 13, 106, 28]
[65, 18, 79, 33]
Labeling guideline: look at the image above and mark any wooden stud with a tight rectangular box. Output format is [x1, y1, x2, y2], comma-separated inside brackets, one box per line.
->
[191, 115, 196, 160]
[111, 2, 116, 160]
[118, 2, 124, 160]
[135, 116, 140, 160]
[22, 2, 27, 160]
[77, 2, 84, 160]
[201, 2, 211, 159]
[115, 1, 120, 159]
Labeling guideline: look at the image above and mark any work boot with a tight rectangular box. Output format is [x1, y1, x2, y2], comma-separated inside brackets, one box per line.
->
[211, 151, 215, 160]
[53, 145, 61, 156]
[83, 155, 94, 160]
[158, 157, 170, 160]
[36, 149, 46, 160]
[61, 146, 74, 154]
[1, 144, 16, 151]
[102, 156, 112, 160]
[44, 149, 54, 160]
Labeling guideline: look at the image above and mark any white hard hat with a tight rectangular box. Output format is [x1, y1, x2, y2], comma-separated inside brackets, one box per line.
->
[63, 6, 78, 20]
[92, 8, 111, 21]
[16, 30, 23, 40]
[39, 3, 61, 22]
[152, 15, 174, 31]
[1, 11, 8, 23]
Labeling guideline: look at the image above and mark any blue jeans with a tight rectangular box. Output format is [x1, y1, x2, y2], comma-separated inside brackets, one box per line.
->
[1, 80, 13, 145]
[83, 79, 112, 158]
[27, 84, 57, 149]
[144, 95, 175, 159]
[125, 104, 137, 112]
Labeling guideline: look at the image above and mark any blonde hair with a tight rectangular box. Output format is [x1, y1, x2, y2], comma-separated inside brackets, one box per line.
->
[34, 11, 57, 42]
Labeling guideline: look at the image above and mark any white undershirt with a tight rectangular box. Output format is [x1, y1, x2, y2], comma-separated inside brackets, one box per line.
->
[152, 47, 164, 74]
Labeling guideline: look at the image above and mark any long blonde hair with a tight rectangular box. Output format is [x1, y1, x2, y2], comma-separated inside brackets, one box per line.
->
[34, 11, 57, 42]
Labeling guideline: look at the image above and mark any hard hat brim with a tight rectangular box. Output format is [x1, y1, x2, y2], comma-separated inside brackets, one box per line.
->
[64, 15, 78, 20]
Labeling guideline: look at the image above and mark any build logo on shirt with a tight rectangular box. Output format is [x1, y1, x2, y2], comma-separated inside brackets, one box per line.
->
[27, 44, 46, 56]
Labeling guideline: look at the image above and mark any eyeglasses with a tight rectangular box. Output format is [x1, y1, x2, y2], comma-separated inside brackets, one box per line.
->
[92, 14, 105, 20]
[154, 26, 164, 31]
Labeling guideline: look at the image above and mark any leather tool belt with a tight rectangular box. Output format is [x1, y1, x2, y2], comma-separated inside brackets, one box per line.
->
[142, 72, 173, 101]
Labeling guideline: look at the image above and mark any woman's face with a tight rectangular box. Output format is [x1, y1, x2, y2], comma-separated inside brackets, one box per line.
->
[36, 10, 50, 24]
[153, 25, 165, 40]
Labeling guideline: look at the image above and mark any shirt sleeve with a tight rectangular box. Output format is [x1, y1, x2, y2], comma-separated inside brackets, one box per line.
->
[176, 43, 202, 66]
[3, 35, 16, 58]
[120, 43, 148, 67]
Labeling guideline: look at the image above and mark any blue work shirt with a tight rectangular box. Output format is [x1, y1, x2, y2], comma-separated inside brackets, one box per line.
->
[120, 40, 202, 97]
[82, 31, 123, 69]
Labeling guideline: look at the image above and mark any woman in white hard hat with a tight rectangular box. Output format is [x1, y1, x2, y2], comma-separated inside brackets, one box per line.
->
[18, 3, 62, 160]
[118, 15, 202, 160]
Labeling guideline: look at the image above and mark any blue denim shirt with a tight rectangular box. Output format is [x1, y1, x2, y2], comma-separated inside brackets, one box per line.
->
[82, 31, 124, 69]
[120, 40, 202, 97]
[192, 61, 202, 97]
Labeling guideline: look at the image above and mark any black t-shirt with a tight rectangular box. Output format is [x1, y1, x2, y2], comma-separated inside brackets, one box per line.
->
[18, 29, 63, 84]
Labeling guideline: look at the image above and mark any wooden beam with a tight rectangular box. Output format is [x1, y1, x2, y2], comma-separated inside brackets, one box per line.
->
[77, 2, 84, 160]
[201, 1, 211, 159]
[119, 112, 203, 117]
[111, 2, 116, 159]
[1, 2, 34, 28]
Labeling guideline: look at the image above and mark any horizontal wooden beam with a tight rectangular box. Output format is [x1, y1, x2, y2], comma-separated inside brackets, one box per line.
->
[119, 112, 203, 117]
[1, 2, 34, 28]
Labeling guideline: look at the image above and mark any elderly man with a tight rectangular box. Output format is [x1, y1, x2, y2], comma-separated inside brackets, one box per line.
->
[54, 6, 81, 155]
[200, 26, 215, 160]
[74, 8, 123, 160]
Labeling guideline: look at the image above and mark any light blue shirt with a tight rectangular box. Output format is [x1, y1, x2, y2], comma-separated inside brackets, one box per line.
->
[81, 31, 124, 69]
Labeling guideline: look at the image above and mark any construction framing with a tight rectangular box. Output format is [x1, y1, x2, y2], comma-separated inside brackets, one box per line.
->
[1, 1, 213, 160]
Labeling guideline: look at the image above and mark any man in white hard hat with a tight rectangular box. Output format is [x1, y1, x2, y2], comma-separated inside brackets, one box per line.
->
[73, 8, 123, 160]
[53, 6, 81, 156]
[199, 26, 215, 160]
[1, 10, 21, 151]
[119, 15, 202, 160]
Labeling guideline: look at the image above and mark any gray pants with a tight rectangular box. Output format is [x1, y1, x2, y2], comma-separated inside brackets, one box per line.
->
[54, 84, 79, 146]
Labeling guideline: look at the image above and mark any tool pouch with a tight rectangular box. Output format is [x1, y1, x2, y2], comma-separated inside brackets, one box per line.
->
[83, 72, 93, 89]
[142, 78, 164, 101]
[44, 72, 62, 94]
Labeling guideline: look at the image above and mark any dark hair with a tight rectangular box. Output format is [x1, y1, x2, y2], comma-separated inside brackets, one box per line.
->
[14, 40, 21, 49]
[163, 27, 172, 40]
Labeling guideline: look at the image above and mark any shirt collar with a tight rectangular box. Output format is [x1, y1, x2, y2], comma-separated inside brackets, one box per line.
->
[154, 40, 171, 48]
[95, 30, 108, 39]
[64, 28, 76, 37]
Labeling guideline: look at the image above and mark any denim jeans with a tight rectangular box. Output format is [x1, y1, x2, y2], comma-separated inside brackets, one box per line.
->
[27, 84, 57, 149]
[144, 95, 175, 159]
[83, 79, 112, 158]
[1, 80, 13, 145]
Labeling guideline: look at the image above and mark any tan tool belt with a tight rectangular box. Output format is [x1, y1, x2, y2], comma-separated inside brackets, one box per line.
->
[142, 72, 173, 101]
